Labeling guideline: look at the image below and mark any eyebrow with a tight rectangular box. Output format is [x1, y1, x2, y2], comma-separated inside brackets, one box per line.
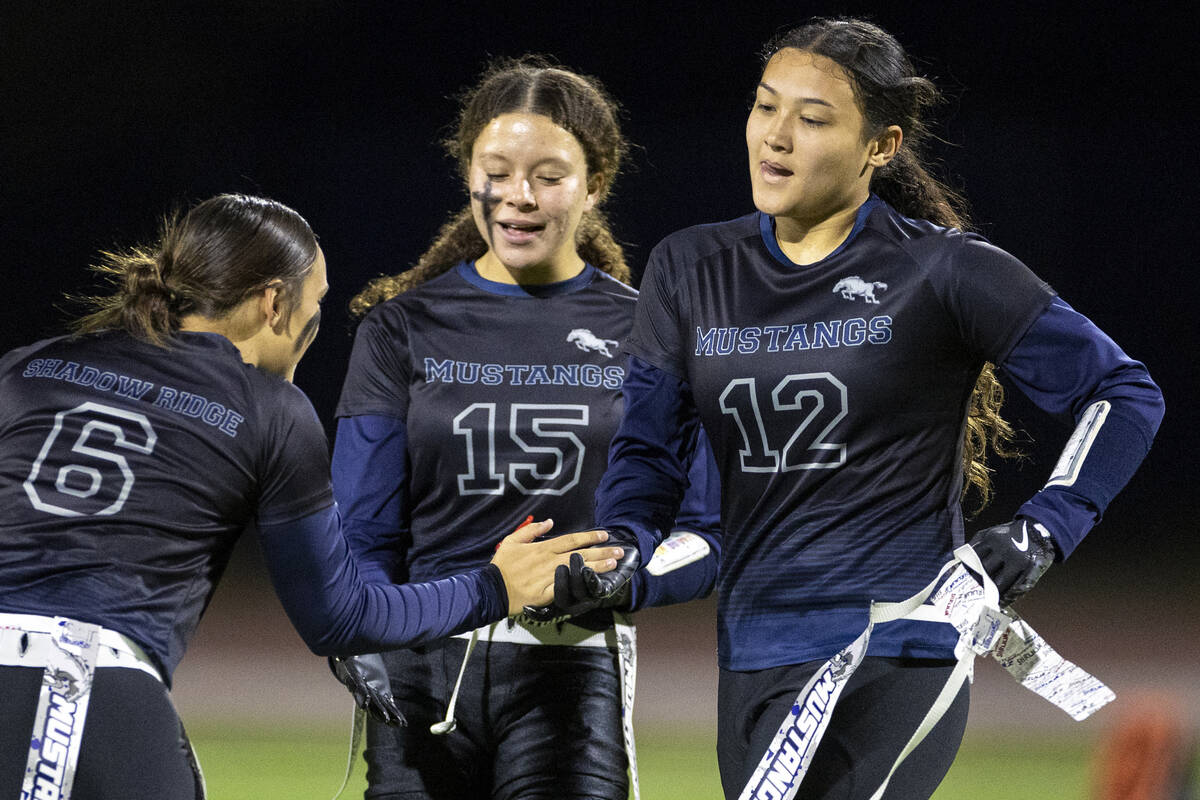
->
[477, 152, 572, 170]
[757, 81, 836, 109]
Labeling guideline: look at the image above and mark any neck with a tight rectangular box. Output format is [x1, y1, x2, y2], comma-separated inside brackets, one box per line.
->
[773, 192, 868, 266]
[475, 251, 586, 286]
[179, 312, 280, 376]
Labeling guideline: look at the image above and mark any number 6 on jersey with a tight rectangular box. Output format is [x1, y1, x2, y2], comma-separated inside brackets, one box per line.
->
[23, 401, 157, 516]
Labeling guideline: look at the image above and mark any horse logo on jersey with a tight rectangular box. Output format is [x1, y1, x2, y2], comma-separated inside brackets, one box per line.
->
[567, 328, 619, 358]
[833, 276, 888, 304]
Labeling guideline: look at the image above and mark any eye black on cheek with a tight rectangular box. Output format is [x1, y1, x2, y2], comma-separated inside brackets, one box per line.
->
[471, 179, 501, 247]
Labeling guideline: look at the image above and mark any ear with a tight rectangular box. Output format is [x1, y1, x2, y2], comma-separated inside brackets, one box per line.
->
[257, 282, 287, 331]
[867, 125, 903, 167]
[584, 172, 606, 212]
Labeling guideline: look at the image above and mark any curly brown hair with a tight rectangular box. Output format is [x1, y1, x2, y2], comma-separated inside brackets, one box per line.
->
[351, 56, 630, 317]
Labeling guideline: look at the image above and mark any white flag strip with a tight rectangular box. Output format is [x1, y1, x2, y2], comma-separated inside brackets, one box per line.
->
[740, 545, 1113, 800]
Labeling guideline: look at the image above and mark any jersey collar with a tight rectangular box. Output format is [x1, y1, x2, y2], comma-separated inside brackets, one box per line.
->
[758, 194, 882, 268]
[455, 262, 598, 298]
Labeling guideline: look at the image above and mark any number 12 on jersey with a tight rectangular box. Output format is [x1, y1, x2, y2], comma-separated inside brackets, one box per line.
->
[453, 403, 589, 496]
[719, 373, 847, 473]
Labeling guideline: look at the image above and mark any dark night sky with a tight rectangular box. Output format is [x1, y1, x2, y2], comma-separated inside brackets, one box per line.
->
[3, 2, 1196, 575]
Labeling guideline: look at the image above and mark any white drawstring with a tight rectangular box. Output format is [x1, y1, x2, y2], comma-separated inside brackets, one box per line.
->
[430, 627, 480, 735]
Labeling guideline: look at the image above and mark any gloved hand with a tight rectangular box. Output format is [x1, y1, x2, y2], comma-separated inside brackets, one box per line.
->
[524, 544, 641, 621]
[328, 653, 406, 726]
[968, 518, 1058, 606]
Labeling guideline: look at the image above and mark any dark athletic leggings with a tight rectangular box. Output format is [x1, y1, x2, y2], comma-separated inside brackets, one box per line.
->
[0, 665, 202, 800]
[364, 637, 627, 800]
[718, 656, 969, 800]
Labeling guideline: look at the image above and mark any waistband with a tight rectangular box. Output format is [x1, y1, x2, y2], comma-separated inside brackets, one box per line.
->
[0, 612, 162, 682]
[452, 613, 633, 648]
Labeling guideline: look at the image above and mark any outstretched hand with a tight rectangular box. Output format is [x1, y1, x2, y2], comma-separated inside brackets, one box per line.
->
[490, 519, 623, 615]
[524, 534, 642, 621]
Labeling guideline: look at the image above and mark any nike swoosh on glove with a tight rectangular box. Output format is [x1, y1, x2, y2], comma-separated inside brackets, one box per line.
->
[968, 518, 1059, 606]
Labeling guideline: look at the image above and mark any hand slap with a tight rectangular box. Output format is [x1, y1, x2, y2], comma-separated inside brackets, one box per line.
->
[491, 523, 622, 615]
[526, 536, 641, 621]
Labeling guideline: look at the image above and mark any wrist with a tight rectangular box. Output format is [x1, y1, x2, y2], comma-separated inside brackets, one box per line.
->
[478, 563, 509, 621]
[1014, 514, 1061, 561]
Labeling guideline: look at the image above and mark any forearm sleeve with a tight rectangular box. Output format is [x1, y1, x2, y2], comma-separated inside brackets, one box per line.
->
[1000, 298, 1164, 557]
[331, 414, 410, 584]
[627, 425, 722, 611]
[257, 505, 507, 655]
[595, 355, 701, 563]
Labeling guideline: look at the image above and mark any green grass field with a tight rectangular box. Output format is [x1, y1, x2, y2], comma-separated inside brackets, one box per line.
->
[187, 721, 1098, 799]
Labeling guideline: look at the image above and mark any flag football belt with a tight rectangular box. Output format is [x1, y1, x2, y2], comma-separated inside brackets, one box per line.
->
[739, 544, 1116, 800]
[0, 612, 162, 800]
[451, 614, 623, 647]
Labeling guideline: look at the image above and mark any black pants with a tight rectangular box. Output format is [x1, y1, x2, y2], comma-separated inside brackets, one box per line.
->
[365, 637, 627, 800]
[718, 656, 969, 800]
[0, 665, 201, 799]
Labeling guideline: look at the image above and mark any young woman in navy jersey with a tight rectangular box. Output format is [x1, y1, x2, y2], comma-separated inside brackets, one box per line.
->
[0, 193, 619, 800]
[566, 17, 1165, 800]
[328, 57, 721, 800]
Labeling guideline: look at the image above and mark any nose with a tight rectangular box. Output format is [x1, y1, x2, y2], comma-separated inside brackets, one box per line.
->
[506, 177, 536, 209]
[764, 115, 791, 153]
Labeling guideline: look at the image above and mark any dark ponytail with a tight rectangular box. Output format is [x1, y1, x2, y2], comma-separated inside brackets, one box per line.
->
[75, 194, 318, 346]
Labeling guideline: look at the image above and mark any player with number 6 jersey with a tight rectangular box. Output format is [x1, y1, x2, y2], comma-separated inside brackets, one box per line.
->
[0, 194, 618, 800]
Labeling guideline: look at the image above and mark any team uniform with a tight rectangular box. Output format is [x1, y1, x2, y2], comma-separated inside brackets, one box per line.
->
[0, 330, 523, 800]
[595, 196, 1163, 798]
[333, 262, 721, 800]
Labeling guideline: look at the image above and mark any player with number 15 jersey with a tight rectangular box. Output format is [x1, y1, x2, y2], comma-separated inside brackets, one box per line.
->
[328, 58, 720, 800]
[340, 264, 651, 580]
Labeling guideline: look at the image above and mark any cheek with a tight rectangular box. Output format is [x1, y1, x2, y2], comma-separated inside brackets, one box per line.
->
[745, 117, 760, 150]
[294, 307, 321, 353]
[470, 178, 500, 223]
[545, 181, 588, 225]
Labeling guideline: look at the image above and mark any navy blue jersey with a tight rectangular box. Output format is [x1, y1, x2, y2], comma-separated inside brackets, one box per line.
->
[617, 197, 1056, 669]
[0, 330, 332, 677]
[335, 263, 719, 592]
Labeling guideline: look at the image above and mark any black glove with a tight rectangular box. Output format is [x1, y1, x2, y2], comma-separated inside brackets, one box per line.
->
[524, 545, 641, 621]
[328, 654, 406, 726]
[968, 518, 1058, 606]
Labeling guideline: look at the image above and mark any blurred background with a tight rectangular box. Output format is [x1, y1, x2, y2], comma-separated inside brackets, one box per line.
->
[3, 2, 1197, 796]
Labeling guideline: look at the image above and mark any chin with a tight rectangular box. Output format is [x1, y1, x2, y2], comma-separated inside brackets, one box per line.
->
[495, 248, 545, 271]
[750, 189, 793, 217]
